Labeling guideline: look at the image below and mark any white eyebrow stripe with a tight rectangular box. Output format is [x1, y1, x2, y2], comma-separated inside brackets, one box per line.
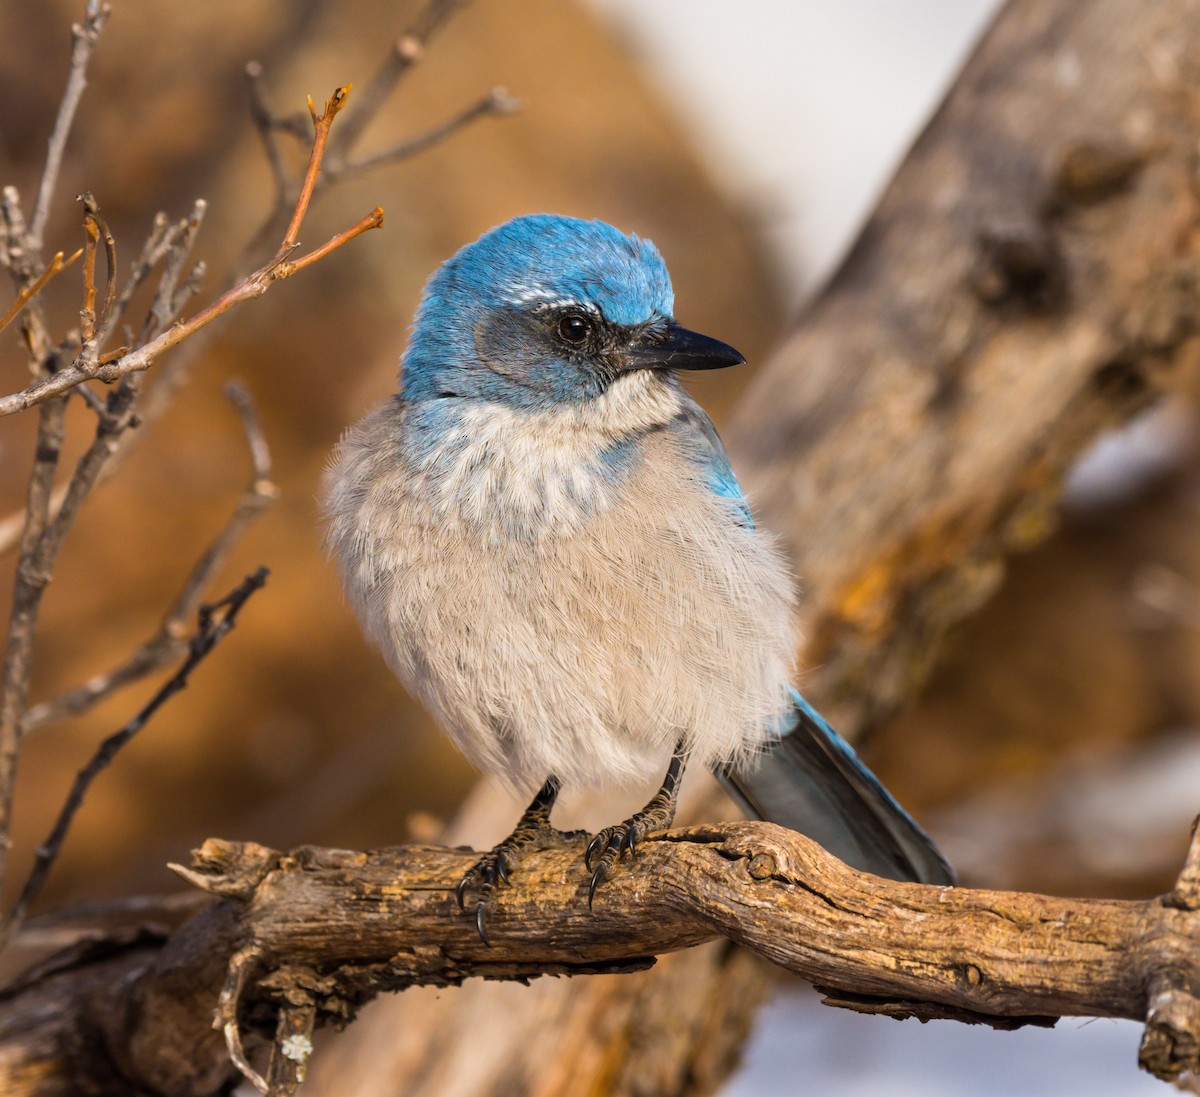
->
[501, 285, 599, 313]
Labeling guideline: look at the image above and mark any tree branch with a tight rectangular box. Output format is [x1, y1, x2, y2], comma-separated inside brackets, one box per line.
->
[4, 568, 269, 940]
[0, 85, 383, 418]
[3, 564, 267, 940]
[21, 382, 277, 733]
[326, 0, 473, 159]
[4, 819, 1197, 1094]
[326, 87, 518, 179]
[0, 249, 82, 335]
[29, 0, 110, 251]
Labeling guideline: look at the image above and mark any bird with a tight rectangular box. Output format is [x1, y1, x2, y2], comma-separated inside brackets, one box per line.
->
[323, 213, 953, 941]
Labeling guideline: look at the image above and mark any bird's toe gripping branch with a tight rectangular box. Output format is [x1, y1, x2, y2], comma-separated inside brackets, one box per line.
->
[455, 776, 585, 945]
[585, 742, 688, 907]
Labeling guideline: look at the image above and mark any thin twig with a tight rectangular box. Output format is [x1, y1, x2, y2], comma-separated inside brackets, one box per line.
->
[78, 193, 116, 339]
[95, 211, 175, 351]
[5, 568, 269, 937]
[0, 385, 69, 912]
[4, 15, 505, 503]
[279, 205, 384, 277]
[2, 188, 56, 371]
[245, 62, 291, 208]
[30, 1, 111, 251]
[0, 183, 73, 901]
[79, 209, 98, 344]
[0, 88, 383, 418]
[330, 0, 472, 157]
[40, 382, 139, 563]
[0, 249, 82, 335]
[21, 383, 277, 733]
[281, 85, 352, 255]
[139, 200, 207, 345]
[218, 945, 269, 1094]
[329, 86, 518, 179]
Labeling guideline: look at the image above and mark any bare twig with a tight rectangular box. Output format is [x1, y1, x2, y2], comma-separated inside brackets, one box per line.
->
[0, 386, 69, 912]
[75, 192, 116, 369]
[96, 210, 176, 351]
[79, 209, 98, 342]
[29, 1, 111, 251]
[0, 249, 82, 335]
[5, 568, 269, 937]
[21, 383, 277, 733]
[0, 87, 383, 418]
[282, 85, 352, 254]
[0, 181, 75, 906]
[218, 945, 269, 1093]
[138, 199, 207, 345]
[328, 0, 473, 158]
[328, 86, 518, 179]
[1, 188, 55, 370]
[0, 17, 504, 524]
[281, 205, 384, 277]
[245, 62, 291, 207]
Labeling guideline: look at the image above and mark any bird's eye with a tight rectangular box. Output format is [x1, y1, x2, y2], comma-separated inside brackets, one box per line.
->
[556, 314, 591, 345]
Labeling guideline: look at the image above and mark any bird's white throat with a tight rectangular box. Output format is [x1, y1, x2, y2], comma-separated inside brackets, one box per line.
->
[409, 372, 683, 540]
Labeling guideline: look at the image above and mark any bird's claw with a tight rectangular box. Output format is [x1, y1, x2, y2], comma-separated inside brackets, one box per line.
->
[584, 814, 657, 908]
[456, 824, 587, 943]
[455, 848, 511, 945]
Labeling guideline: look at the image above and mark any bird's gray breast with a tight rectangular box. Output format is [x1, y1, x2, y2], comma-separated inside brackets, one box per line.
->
[324, 391, 797, 790]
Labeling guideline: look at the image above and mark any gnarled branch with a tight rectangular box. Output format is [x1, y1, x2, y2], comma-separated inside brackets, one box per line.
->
[4, 820, 1199, 1095]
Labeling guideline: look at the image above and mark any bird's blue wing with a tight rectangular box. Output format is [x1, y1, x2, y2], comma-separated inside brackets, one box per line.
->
[673, 400, 954, 885]
[718, 690, 955, 885]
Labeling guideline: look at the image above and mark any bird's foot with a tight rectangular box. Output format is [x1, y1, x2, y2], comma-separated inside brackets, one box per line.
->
[584, 743, 688, 907]
[584, 799, 675, 908]
[456, 820, 586, 946]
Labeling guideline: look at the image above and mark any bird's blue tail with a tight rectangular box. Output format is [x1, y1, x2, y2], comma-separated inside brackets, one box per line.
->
[716, 690, 955, 886]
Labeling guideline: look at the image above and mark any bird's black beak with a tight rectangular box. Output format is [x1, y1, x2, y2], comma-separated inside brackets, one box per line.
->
[623, 322, 746, 372]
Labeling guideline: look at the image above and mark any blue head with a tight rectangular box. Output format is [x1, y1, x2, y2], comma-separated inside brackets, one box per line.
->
[400, 214, 743, 410]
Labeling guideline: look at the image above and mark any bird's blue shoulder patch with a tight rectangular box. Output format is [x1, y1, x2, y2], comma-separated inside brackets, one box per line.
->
[672, 397, 755, 528]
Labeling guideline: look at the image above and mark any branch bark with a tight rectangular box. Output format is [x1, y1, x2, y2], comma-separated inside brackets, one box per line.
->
[4, 821, 1200, 1094]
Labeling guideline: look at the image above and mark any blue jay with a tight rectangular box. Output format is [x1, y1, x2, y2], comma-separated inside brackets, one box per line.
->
[324, 214, 953, 940]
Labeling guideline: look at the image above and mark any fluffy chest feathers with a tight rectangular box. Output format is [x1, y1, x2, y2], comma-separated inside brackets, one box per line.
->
[401, 373, 684, 540]
[323, 380, 797, 789]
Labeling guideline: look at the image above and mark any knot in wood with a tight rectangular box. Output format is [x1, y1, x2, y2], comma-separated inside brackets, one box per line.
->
[1055, 140, 1147, 204]
[957, 962, 984, 988]
[396, 34, 423, 61]
[748, 853, 777, 880]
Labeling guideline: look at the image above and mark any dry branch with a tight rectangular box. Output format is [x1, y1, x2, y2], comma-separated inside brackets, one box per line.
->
[325, 86, 518, 179]
[0, 0, 511, 561]
[3, 820, 1200, 1095]
[6, 568, 269, 939]
[327, 0, 473, 158]
[19, 383, 278, 735]
[28, 0, 110, 251]
[0, 71, 379, 912]
[0, 85, 382, 418]
[0, 249, 82, 335]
